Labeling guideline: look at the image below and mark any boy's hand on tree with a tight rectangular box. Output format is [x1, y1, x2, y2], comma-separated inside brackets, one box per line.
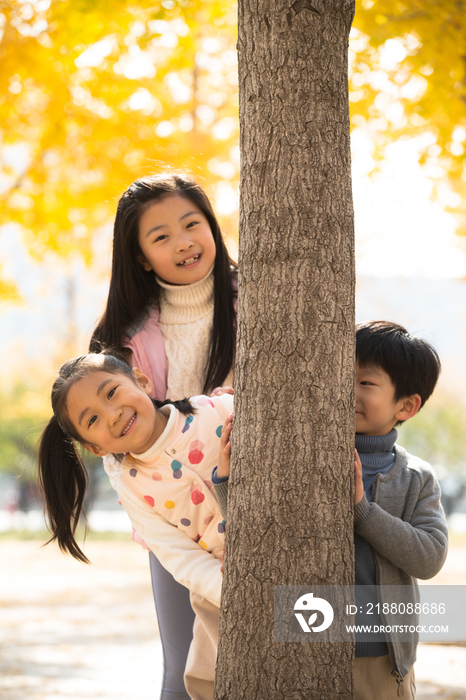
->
[354, 449, 364, 505]
[217, 413, 233, 478]
[210, 386, 234, 396]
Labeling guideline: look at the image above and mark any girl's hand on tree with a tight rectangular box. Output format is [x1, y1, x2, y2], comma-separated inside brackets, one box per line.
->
[354, 449, 364, 505]
[217, 413, 233, 478]
[210, 386, 234, 397]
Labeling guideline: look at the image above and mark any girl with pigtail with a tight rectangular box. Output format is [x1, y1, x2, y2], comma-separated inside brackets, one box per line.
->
[38, 352, 234, 700]
[87, 171, 237, 699]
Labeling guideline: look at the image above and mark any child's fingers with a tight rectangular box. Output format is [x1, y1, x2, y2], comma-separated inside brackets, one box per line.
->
[354, 449, 364, 505]
[210, 386, 234, 397]
[354, 448, 362, 472]
[222, 413, 233, 430]
[220, 415, 233, 450]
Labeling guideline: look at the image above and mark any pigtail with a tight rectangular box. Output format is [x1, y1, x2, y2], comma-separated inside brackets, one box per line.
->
[38, 416, 90, 564]
[154, 397, 195, 416]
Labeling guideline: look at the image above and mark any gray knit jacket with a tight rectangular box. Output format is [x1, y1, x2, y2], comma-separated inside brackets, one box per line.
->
[354, 443, 448, 687]
[214, 444, 448, 690]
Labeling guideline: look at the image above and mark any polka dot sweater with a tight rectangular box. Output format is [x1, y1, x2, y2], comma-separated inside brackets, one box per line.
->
[117, 395, 231, 562]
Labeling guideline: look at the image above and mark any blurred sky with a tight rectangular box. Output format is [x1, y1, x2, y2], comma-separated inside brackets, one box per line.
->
[352, 131, 466, 279]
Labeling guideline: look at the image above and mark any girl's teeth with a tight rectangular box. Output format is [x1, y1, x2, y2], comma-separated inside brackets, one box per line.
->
[179, 255, 199, 266]
[122, 415, 135, 435]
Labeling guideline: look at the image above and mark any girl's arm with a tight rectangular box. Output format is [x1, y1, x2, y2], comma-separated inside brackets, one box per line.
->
[120, 484, 223, 607]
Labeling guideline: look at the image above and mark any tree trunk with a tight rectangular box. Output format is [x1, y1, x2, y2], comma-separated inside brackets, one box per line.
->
[215, 1, 356, 698]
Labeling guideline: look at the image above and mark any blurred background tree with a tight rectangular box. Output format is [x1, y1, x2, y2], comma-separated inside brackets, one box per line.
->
[399, 396, 466, 475]
[0, 385, 47, 476]
[350, 0, 466, 234]
[0, 0, 239, 301]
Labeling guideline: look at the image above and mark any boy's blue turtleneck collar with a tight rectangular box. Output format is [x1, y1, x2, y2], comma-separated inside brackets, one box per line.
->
[355, 429, 397, 499]
[355, 429, 397, 461]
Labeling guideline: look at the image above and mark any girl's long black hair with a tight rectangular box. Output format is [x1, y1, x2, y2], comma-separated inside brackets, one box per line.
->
[90, 172, 237, 393]
[38, 353, 194, 563]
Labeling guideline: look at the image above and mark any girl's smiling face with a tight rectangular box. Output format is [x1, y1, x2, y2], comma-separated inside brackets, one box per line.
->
[66, 370, 162, 456]
[138, 194, 217, 285]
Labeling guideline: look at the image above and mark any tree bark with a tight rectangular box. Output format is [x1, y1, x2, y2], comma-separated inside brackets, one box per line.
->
[215, 1, 356, 698]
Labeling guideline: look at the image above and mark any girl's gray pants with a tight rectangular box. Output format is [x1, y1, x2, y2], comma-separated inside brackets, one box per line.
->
[149, 551, 196, 700]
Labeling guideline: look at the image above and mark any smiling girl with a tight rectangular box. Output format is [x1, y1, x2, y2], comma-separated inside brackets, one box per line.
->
[38, 352, 233, 700]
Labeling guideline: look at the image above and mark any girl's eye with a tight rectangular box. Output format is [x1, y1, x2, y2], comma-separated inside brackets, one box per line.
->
[89, 415, 97, 427]
[186, 220, 198, 229]
[107, 387, 117, 399]
[155, 234, 168, 242]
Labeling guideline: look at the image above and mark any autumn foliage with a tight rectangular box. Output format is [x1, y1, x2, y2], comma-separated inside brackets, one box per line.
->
[1, 0, 466, 301]
[0, 0, 239, 292]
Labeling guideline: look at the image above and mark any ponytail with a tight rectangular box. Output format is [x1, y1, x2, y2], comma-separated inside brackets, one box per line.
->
[38, 416, 90, 564]
[154, 397, 194, 416]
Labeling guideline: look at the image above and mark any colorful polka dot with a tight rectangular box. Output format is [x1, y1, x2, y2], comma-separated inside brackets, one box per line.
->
[216, 425, 222, 438]
[181, 415, 194, 433]
[188, 439, 205, 464]
[151, 471, 162, 481]
[191, 489, 205, 506]
[190, 439, 204, 451]
[173, 471, 182, 479]
[165, 500, 175, 509]
[196, 397, 214, 407]
[171, 460, 182, 471]
[199, 540, 208, 549]
[144, 495, 155, 507]
[218, 521, 225, 534]
[129, 468, 138, 478]
[189, 449, 204, 464]
[180, 518, 191, 526]
[126, 454, 136, 463]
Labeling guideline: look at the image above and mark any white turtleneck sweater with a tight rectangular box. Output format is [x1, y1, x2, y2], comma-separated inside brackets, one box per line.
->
[157, 267, 233, 398]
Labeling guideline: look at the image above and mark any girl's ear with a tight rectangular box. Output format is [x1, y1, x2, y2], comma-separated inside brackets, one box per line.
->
[395, 393, 422, 422]
[138, 254, 153, 272]
[84, 443, 109, 457]
[132, 368, 153, 396]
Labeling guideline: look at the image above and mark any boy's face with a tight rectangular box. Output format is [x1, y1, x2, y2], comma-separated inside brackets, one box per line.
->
[355, 363, 407, 436]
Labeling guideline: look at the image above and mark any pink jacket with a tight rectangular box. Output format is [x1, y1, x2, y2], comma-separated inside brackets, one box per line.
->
[123, 277, 237, 402]
[123, 306, 168, 401]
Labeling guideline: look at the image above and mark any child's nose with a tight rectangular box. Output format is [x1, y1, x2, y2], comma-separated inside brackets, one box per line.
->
[176, 232, 194, 252]
[109, 408, 122, 425]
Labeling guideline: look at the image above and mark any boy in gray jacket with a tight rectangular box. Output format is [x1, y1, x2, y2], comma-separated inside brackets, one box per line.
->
[213, 320, 448, 699]
[353, 320, 448, 698]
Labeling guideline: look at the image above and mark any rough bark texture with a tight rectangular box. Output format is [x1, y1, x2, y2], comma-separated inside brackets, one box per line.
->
[215, 1, 356, 699]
